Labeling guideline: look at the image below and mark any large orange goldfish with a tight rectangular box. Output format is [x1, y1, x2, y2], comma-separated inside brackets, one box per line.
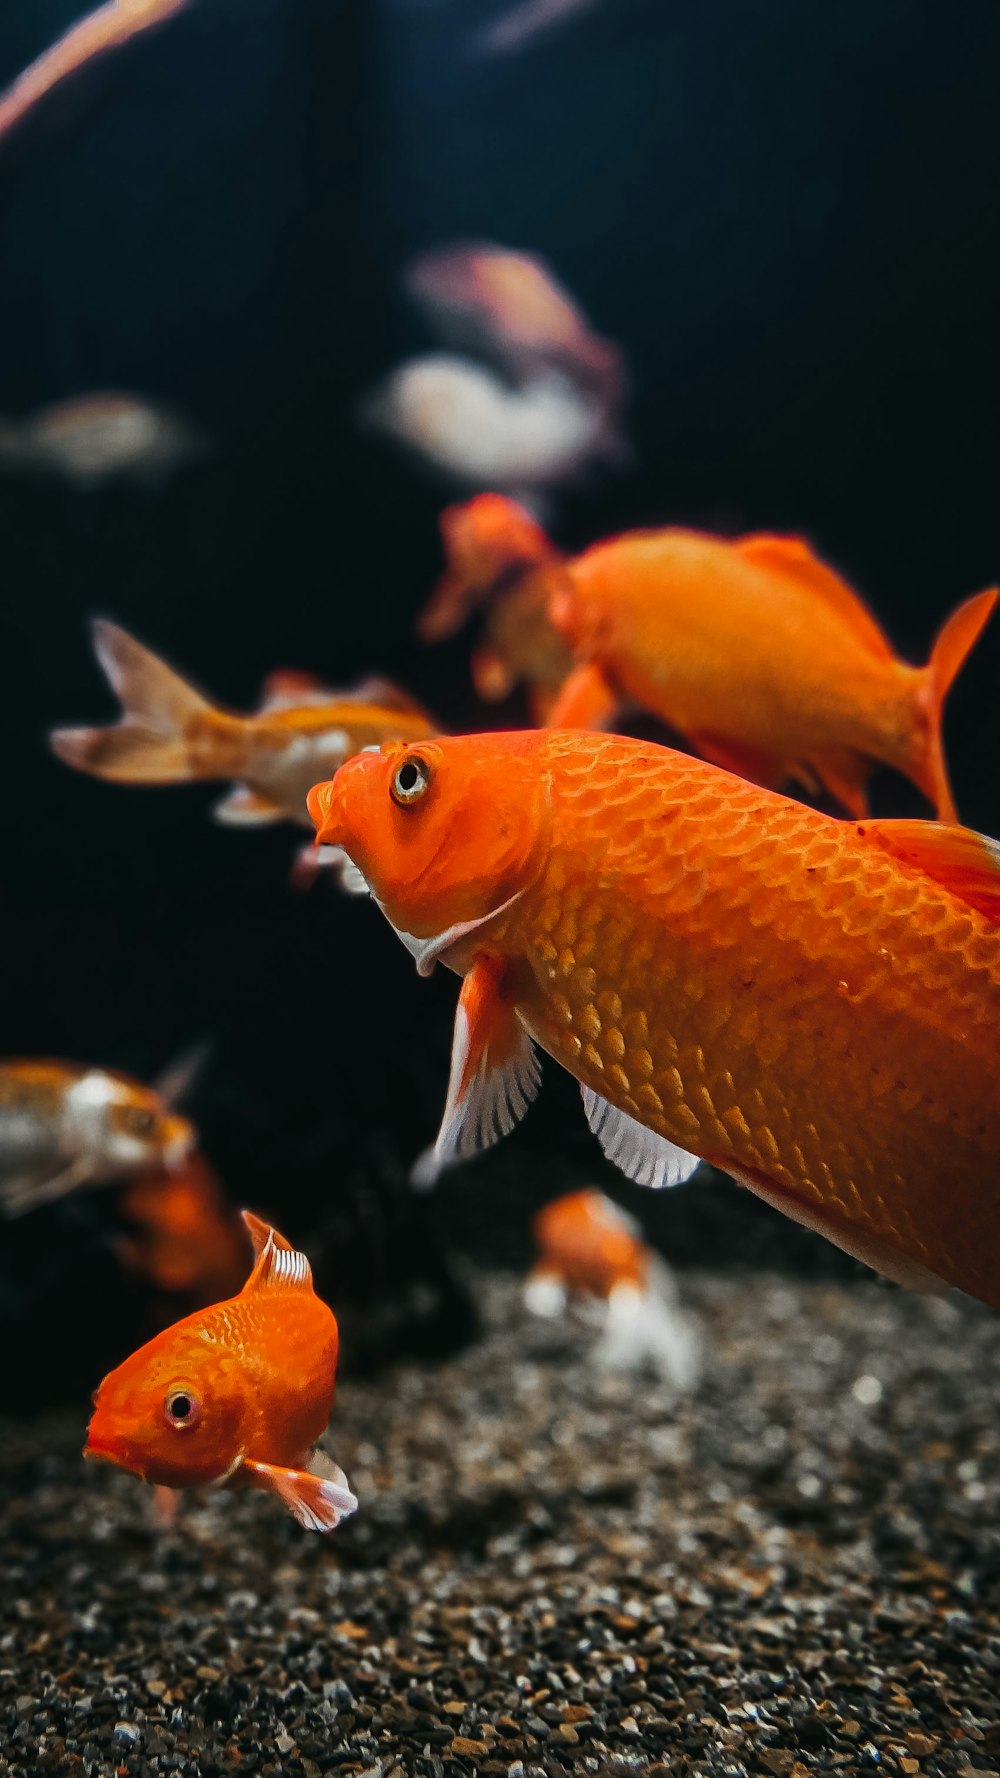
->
[85, 1212, 357, 1532]
[51, 620, 436, 831]
[543, 527, 996, 822]
[417, 494, 573, 717]
[308, 731, 1000, 1310]
[0, 0, 189, 145]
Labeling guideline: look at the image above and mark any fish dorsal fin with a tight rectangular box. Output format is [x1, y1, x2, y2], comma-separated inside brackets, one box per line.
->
[859, 819, 1000, 922]
[736, 534, 892, 659]
[240, 1211, 313, 1290]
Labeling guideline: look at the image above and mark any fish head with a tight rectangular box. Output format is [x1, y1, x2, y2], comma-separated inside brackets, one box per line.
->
[307, 733, 552, 972]
[67, 1071, 195, 1179]
[419, 495, 554, 641]
[84, 1324, 249, 1489]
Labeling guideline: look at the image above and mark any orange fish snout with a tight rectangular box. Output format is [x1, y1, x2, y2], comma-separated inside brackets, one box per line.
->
[306, 778, 338, 839]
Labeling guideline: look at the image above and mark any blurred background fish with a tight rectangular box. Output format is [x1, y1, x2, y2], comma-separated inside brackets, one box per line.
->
[0, 0, 191, 145]
[471, 0, 599, 58]
[0, 393, 204, 488]
[116, 1149, 248, 1309]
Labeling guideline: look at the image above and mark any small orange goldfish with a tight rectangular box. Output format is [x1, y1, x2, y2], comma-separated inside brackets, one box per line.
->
[417, 494, 573, 717]
[51, 620, 437, 831]
[85, 1212, 357, 1532]
[0, 0, 190, 145]
[118, 1152, 249, 1307]
[309, 731, 1000, 1309]
[527, 1189, 700, 1384]
[0, 1058, 193, 1217]
[544, 527, 996, 821]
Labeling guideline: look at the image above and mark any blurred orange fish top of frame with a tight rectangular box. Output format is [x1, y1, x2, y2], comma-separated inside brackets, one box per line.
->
[309, 729, 1000, 1310]
[417, 494, 573, 717]
[544, 525, 996, 822]
[51, 620, 438, 830]
[85, 1212, 357, 1532]
[531, 1190, 647, 1298]
[118, 1151, 249, 1308]
[0, 0, 190, 146]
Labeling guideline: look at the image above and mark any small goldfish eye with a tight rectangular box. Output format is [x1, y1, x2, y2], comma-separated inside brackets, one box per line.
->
[126, 1106, 156, 1136]
[391, 754, 432, 807]
[164, 1386, 201, 1431]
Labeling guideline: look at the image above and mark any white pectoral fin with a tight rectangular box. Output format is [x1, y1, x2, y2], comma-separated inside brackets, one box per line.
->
[0, 1156, 94, 1217]
[411, 953, 541, 1188]
[581, 1087, 702, 1190]
[242, 1456, 358, 1533]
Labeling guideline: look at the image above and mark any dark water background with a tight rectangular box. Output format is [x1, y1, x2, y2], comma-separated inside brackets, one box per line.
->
[0, 0, 997, 1399]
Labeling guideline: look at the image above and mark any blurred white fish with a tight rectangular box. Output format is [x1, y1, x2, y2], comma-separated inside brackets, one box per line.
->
[0, 0, 190, 145]
[359, 353, 623, 507]
[473, 0, 598, 57]
[0, 394, 204, 488]
[404, 241, 625, 407]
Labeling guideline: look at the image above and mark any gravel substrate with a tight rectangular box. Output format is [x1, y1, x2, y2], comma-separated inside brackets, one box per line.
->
[1, 1271, 998, 1778]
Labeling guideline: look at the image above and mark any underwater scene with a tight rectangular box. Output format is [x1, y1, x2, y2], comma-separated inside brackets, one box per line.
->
[0, 1, 999, 1774]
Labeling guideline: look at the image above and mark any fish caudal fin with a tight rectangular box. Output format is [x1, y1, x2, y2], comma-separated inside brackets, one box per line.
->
[242, 1456, 358, 1533]
[51, 619, 224, 784]
[911, 587, 998, 822]
[594, 1262, 702, 1388]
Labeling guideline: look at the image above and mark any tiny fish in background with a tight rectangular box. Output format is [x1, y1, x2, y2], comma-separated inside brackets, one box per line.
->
[417, 493, 573, 718]
[0, 394, 204, 488]
[117, 1151, 249, 1309]
[86, 1212, 358, 1532]
[309, 730, 1000, 1310]
[360, 355, 621, 512]
[51, 619, 438, 839]
[403, 241, 625, 410]
[0, 0, 190, 145]
[0, 1058, 193, 1217]
[544, 526, 997, 820]
[526, 1190, 700, 1386]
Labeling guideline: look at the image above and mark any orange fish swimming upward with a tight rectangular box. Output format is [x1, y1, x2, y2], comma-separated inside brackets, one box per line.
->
[118, 1152, 249, 1308]
[309, 731, 1000, 1310]
[85, 1212, 358, 1532]
[0, 0, 189, 145]
[542, 526, 996, 822]
[527, 1189, 700, 1384]
[417, 494, 573, 718]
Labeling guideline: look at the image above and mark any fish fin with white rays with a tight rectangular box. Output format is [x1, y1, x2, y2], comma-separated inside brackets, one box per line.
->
[239, 1213, 313, 1291]
[214, 784, 285, 826]
[581, 1088, 702, 1191]
[592, 1257, 702, 1388]
[0, 1155, 94, 1217]
[411, 953, 541, 1188]
[241, 1457, 358, 1533]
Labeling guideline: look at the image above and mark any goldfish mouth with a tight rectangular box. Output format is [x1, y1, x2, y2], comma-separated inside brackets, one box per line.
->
[82, 1436, 126, 1469]
[306, 780, 339, 841]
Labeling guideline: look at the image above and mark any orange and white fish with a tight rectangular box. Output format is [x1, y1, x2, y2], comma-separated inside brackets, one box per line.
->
[117, 1152, 249, 1308]
[527, 1189, 700, 1385]
[543, 527, 997, 822]
[0, 394, 203, 488]
[0, 0, 189, 146]
[51, 619, 437, 834]
[308, 730, 1000, 1310]
[85, 1212, 357, 1532]
[0, 1057, 193, 1217]
[417, 494, 573, 717]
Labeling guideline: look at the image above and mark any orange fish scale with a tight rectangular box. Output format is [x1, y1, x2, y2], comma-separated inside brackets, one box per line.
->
[496, 734, 1000, 1301]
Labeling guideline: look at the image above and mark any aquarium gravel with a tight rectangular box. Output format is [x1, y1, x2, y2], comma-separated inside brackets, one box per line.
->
[1, 1272, 997, 1778]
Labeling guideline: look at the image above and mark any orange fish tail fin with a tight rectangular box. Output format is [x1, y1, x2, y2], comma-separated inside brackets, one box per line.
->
[911, 587, 998, 821]
[50, 619, 228, 784]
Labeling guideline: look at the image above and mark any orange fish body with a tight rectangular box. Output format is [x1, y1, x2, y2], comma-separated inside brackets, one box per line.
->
[51, 620, 437, 829]
[531, 1190, 647, 1299]
[118, 1152, 249, 1306]
[545, 528, 996, 822]
[309, 731, 1000, 1310]
[418, 495, 573, 717]
[86, 1213, 357, 1531]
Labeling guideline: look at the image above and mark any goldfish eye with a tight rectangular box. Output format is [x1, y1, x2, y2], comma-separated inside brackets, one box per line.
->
[164, 1386, 201, 1431]
[391, 754, 431, 807]
[126, 1107, 155, 1136]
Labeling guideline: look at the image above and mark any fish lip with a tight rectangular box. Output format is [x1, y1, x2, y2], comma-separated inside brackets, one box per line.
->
[82, 1436, 126, 1469]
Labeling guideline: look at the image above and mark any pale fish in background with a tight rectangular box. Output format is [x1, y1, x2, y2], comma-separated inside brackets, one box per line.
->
[0, 0, 190, 145]
[403, 241, 625, 408]
[359, 354, 622, 511]
[0, 394, 204, 489]
[0, 1057, 195, 1217]
[472, 0, 598, 56]
[526, 1189, 700, 1387]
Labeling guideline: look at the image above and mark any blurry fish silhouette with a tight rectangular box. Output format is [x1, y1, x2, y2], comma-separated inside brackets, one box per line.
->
[310, 731, 1000, 1309]
[526, 1190, 700, 1386]
[0, 0, 190, 145]
[86, 1212, 358, 1532]
[0, 394, 203, 488]
[545, 526, 997, 821]
[360, 354, 621, 511]
[404, 242, 625, 408]
[0, 1057, 194, 1217]
[473, 0, 598, 55]
[417, 493, 572, 718]
[51, 621, 437, 857]
[118, 1151, 248, 1308]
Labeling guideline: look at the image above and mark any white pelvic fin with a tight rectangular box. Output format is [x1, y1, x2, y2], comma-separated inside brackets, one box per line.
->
[412, 1002, 541, 1189]
[594, 1272, 702, 1389]
[242, 1457, 358, 1533]
[581, 1087, 702, 1190]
